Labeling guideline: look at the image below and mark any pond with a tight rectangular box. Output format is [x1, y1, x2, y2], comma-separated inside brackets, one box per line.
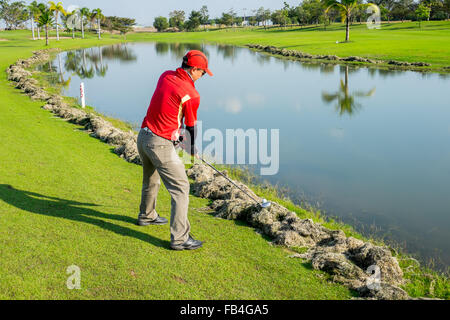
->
[47, 42, 450, 271]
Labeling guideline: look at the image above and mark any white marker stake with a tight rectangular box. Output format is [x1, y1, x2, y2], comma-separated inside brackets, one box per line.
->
[80, 82, 85, 108]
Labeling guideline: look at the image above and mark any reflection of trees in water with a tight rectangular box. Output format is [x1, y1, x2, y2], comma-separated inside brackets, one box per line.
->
[298, 62, 336, 74]
[154, 42, 208, 61]
[62, 45, 136, 80]
[319, 63, 336, 74]
[170, 43, 202, 59]
[36, 58, 70, 88]
[375, 68, 404, 79]
[155, 42, 169, 55]
[216, 44, 239, 62]
[322, 65, 376, 116]
[101, 44, 137, 62]
[255, 53, 271, 66]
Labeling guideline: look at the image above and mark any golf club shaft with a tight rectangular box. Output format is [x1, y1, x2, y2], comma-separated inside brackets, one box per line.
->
[200, 157, 261, 206]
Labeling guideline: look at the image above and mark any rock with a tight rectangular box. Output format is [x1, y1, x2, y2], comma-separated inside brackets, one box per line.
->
[114, 139, 141, 165]
[347, 243, 403, 286]
[357, 283, 410, 300]
[410, 62, 431, 67]
[46, 95, 64, 106]
[310, 250, 368, 287]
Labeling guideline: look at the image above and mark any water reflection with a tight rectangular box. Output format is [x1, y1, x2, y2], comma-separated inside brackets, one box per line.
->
[55, 45, 137, 82]
[322, 65, 376, 116]
[154, 42, 212, 62]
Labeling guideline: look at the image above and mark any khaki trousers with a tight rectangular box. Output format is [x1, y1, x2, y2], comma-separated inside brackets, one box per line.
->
[137, 128, 190, 245]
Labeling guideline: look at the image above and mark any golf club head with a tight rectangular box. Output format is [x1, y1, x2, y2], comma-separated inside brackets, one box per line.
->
[260, 199, 271, 209]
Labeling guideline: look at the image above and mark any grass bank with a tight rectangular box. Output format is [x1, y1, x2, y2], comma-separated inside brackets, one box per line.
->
[0, 29, 448, 299]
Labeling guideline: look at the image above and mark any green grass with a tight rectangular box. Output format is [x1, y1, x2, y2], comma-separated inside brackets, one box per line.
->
[0, 28, 448, 299]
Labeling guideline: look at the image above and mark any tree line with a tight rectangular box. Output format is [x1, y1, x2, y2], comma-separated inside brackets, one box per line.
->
[0, 0, 136, 45]
[153, 0, 450, 32]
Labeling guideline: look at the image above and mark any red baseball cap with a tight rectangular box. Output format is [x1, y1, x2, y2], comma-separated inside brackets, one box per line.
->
[183, 50, 213, 76]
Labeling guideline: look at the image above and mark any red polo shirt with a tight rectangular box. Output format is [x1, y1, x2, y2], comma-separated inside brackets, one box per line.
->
[141, 68, 200, 141]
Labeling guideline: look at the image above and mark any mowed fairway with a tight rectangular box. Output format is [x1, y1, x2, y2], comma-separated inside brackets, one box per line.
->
[128, 21, 450, 68]
[0, 31, 353, 299]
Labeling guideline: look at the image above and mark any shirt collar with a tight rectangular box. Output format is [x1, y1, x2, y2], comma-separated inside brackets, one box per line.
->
[176, 68, 195, 86]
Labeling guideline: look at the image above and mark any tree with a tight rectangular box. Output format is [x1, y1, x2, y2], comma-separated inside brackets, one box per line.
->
[285, 1, 299, 24]
[416, 3, 431, 26]
[1, 0, 29, 30]
[169, 10, 185, 30]
[199, 5, 209, 31]
[104, 16, 136, 37]
[27, 1, 41, 39]
[218, 12, 233, 27]
[79, 7, 90, 39]
[443, 0, 450, 19]
[65, 9, 77, 39]
[372, 0, 395, 22]
[48, 1, 66, 41]
[153, 16, 168, 31]
[228, 8, 237, 27]
[300, 0, 325, 25]
[324, 0, 374, 42]
[38, 7, 53, 45]
[35, 2, 46, 38]
[185, 10, 202, 31]
[271, 9, 290, 27]
[255, 7, 271, 28]
[92, 8, 104, 39]
[248, 15, 257, 26]
[391, 0, 414, 22]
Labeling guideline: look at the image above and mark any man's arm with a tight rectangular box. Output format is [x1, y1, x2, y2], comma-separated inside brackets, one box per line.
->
[185, 125, 197, 156]
[182, 97, 200, 156]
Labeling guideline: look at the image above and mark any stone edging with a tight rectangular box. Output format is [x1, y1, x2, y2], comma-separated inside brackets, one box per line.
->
[6, 49, 436, 300]
[6, 49, 142, 165]
[246, 44, 450, 71]
[186, 164, 418, 300]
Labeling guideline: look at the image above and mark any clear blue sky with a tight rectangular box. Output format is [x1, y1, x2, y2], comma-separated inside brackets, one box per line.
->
[20, 0, 301, 26]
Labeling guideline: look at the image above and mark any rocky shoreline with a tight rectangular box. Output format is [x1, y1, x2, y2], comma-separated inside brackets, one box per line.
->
[6, 49, 142, 165]
[246, 44, 450, 72]
[5, 49, 439, 300]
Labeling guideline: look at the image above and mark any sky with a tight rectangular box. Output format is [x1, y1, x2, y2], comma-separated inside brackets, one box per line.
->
[18, 0, 301, 27]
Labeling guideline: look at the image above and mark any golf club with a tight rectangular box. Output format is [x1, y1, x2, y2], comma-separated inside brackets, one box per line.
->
[199, 157, 271, 209]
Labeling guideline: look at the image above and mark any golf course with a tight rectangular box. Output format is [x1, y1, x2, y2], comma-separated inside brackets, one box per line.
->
[1, 20, 449, 300]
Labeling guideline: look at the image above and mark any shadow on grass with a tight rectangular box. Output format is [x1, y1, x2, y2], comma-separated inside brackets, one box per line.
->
[0, 184, 170, 249]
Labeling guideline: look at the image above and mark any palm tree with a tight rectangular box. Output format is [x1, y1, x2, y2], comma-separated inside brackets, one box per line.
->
[35, 2, 47, 39]
[48, 1, 66, 41]
[92, 8, 104, 39]
[66, 9, 77, 39]
[79, 7, 90, 39]
[27, 2, 41, 40]
[322, 66, 376, 116]
[38, 9, 54, 46]
[324, 0, 374, 42]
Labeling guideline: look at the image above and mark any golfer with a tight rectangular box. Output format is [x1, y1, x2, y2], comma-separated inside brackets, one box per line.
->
[137, 50, 213, 251]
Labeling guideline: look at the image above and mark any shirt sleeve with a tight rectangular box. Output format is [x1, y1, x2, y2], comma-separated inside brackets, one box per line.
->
[182, 96, 200, 127]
